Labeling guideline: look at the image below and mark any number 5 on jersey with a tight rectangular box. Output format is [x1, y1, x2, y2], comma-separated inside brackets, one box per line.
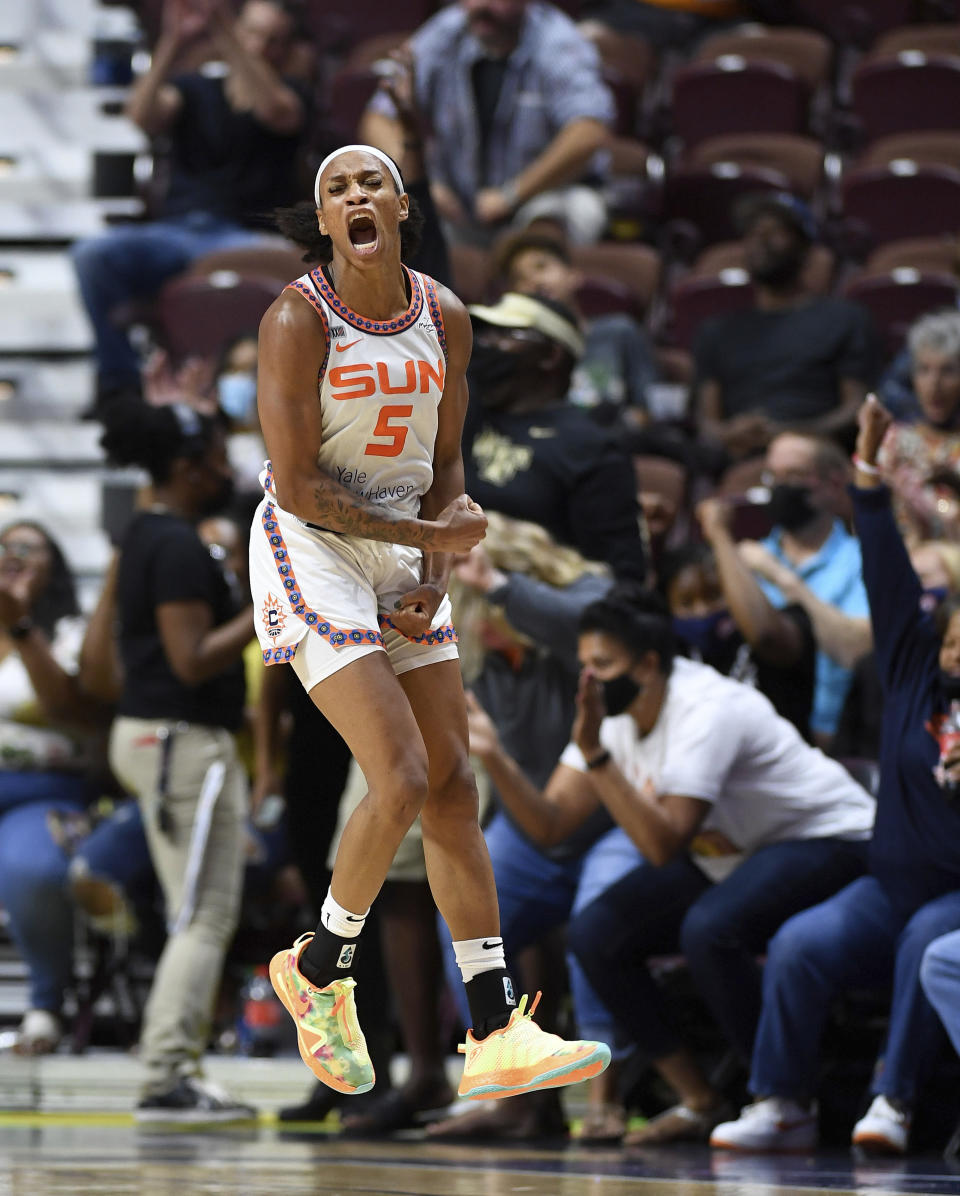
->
[365, 404, 413, 457]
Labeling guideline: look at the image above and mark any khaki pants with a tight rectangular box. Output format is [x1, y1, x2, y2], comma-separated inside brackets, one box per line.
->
[110, 717, 247, 1095]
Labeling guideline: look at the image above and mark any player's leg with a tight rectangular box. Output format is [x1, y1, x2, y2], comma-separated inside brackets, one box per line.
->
[269, 644, 434, 1096]
[399, 658, 611, 1100]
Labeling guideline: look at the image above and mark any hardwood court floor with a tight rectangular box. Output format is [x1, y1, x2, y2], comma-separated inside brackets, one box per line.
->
[3, 1118, 960, 1196]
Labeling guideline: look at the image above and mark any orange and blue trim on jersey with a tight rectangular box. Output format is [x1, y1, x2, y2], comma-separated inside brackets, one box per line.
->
[422, 275, 447, 362]
[285, 277, 331, 384]
[378, 614, 458, 647]
[312, 265, 424, 335]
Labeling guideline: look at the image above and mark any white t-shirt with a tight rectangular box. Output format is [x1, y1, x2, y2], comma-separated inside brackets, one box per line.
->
[561, 658, 874, 878]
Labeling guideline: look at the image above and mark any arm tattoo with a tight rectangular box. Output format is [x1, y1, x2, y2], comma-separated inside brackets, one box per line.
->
[311, 476, 433, 547]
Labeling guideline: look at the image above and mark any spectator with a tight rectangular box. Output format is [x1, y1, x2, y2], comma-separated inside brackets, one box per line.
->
[833, 539, 960, 762]
[710, 396, 960, 1156]
[494, 232, 659, 425]
[98, 400, 256, 1122]
[666, 494, 817, 737]
[72, 0, 308, 411]
[464, 291, 647, 583]
[735, 431, 872, 745]
[361, 0, 614, 246]
[486, 591, 873, 1144]
[695, 193, 876, 463]
[0, 522, 105, 1054]
[877, 311, 960, 544]
[920, 928, 960, 1062]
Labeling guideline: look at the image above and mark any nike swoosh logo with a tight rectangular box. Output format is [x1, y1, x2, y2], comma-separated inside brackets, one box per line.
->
[335, 339, 362, 353]
[481, 939, 502, 949]
[345, 915, 365, 922]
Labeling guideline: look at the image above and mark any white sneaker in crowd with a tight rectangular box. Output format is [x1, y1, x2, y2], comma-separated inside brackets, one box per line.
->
[851, 1095, 911, 1155]
[710, 1097, 818, 1152]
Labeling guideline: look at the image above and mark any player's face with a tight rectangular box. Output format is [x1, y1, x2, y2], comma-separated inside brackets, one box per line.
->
[913, 346, 960, 428]
[316, 153, 408, 264]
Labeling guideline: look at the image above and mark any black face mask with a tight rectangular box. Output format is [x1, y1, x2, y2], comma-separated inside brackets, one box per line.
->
[768, 483, 819, 532]
[469, 342, 520, 407]
[940, 670, 960, 702]
[601, 671, 642, 716]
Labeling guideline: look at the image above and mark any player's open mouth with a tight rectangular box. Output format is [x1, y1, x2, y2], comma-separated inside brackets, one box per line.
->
[347, 212, 378, 255]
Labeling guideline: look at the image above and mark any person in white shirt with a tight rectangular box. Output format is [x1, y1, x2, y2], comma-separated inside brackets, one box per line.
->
[472, 589, 875, 1144]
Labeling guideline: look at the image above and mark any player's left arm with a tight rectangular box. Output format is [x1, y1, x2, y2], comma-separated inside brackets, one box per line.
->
[391, 289, 473, 637]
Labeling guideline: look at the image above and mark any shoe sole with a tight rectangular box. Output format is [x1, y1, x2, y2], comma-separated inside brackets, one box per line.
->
[268, 947, 374, 1096]
[710, 1136, 816, 1153]
[460, 1044, 610, 1101]
[852, 1132, 906, 1155]
[134, 1109, 257, 1124]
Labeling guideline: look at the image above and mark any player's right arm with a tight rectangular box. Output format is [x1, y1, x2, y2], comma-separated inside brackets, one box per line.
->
[257, 290, 485, 552]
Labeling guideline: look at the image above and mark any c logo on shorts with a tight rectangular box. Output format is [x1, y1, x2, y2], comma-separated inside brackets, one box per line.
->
[262, 593, 287, 639]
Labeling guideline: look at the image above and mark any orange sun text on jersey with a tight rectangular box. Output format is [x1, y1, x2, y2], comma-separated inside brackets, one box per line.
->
[328, 358, 445, 401]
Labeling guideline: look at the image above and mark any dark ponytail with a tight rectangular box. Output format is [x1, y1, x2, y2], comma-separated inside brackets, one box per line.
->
[275, 195, 425, 264]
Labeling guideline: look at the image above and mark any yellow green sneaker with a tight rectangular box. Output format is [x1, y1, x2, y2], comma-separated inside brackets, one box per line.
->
[457, 991, 611, 1102]
[268, 932, 374, 1094]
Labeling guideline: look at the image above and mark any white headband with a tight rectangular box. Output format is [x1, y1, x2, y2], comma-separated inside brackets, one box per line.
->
[313, 144, 404, 206]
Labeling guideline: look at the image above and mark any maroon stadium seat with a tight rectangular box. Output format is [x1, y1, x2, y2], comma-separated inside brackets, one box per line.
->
[857, 130, 960, 173]
[785, 0, 913, 48]
[871, 24, 960, 60]
[866, 236, 960, 277]
[695, 25, 833, 91]
[852, 54, 960, 143]
[665, 272, 754, 350]
[571, 243, 662, 318]
[843, 270, 960, 359]
[842, 164, 960, 247]
[325, 67, 381, 143]
[156, 274, 284, 361]
[685, 132, 824, 197]
[661, 162, 795, 247]
[671, 59, 808, 148]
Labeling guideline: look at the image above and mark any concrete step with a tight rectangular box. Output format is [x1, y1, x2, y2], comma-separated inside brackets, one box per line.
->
[0, 358, 95, 419]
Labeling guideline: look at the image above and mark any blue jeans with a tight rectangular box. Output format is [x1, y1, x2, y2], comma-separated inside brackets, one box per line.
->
[75, 798, 153, 892]
[569, 838, 868, 1065]
[440, 813, 642, 1049]
[920, 927, 960, 1058]
[0, 784, 87, 1012]
[70, 212, 262, 389]
[751, 875, 960, 1104]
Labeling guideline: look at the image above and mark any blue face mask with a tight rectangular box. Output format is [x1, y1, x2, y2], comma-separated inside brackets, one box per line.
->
[672, 609, 736, 657]
[217, 372, 257, 423]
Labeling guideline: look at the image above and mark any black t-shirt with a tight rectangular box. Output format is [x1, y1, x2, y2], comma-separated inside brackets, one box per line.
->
[471, 57, 509, 181]
[116, 512, 245, 729]
[693, 297, 876, 421]
[463, 401, 647, 583]
[695, 604, 816, 741]
[162, 73, 308, 227]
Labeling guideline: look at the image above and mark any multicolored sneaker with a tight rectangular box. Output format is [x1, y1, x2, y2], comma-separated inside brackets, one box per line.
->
[457, 992, 610, 1102]
[268, 932, 374, 1095]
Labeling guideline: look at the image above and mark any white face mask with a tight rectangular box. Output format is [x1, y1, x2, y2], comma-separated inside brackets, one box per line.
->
[217, 373, 257, 423]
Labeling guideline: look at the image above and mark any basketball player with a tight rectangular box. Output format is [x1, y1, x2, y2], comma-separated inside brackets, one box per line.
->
[250, 144, 610, 1101]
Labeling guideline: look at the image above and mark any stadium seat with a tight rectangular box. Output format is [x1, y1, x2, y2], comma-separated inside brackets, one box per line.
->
[325, 67, 381, 142]
[866, 236, 959, 277]
[695, 24, 833, 91]
[693, 239, 835, 294]
[856, 130, 960, 172]
[851, 54, 960, 143]
[571, 243, 662, 318]
[665, 272, 754, 350]
[685, 132, 824, 196]
[189, 245, 307, 287]
[155, 273, 284, 361]
[301, 0, 434, 51]
[870, 23, 960, 60]
[843, 270, 960, 360]
[841, 163, 960, 247]
[660, 162, 795, 248]
[671, 59, 808, 147]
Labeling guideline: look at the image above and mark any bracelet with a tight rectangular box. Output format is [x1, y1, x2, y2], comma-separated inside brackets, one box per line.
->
[8, 616, 33, 641]
[585, 749, 612, 771]
[852, 454, 881, 477]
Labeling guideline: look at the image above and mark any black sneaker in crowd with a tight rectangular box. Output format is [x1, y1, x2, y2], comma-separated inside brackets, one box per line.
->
[134, 1076, 258, 1124]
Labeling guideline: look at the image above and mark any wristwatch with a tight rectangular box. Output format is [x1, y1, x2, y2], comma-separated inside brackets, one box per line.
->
[8, 616, 33, 641]
[585, 749, 612, 771]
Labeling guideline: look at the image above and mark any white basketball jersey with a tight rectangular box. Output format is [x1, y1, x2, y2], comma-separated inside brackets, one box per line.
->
[286, 265, 448, 520]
